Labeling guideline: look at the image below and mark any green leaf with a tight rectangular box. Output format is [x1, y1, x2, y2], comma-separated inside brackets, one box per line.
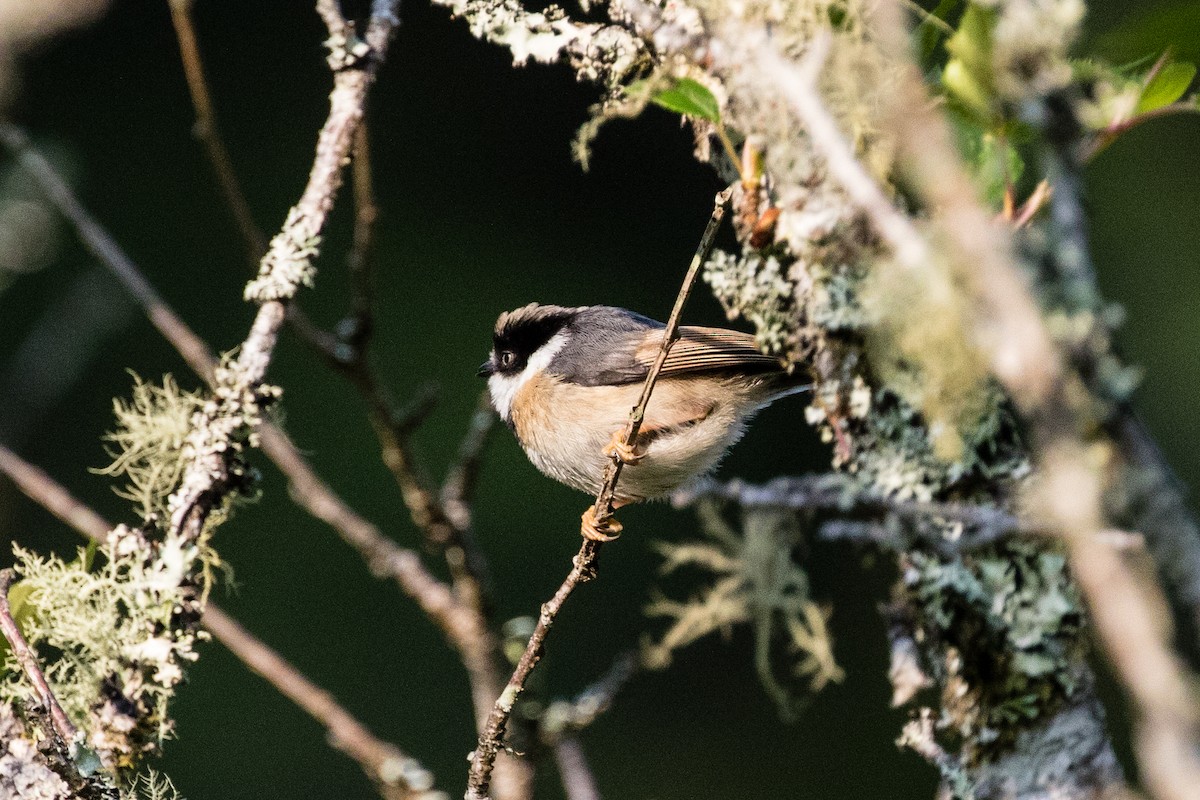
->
[71, 540, 98, 573]
[649, 78, 721, 123]
[918, 0, 965, 64]
[7, 581, 34, 624]
[941, 3, 999, 121]
[945, 2, 996, 76]
[1137, 60, 1197, 113]
[944, 59, 994, 121]
[0, 581, 36, 664]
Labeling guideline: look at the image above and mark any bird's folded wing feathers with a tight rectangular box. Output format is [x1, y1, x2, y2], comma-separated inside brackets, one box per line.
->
[636, 326, 782, 377]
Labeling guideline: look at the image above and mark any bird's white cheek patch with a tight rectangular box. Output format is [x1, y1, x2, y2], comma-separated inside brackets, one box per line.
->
[487, 374, 520, 421]
[486, 331, 568, 423]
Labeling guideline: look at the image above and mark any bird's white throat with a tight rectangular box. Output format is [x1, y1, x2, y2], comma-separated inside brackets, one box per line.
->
[487, 331, 569, 422]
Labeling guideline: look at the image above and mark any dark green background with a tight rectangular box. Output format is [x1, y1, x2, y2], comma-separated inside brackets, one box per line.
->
[1, 1, 1196, 798]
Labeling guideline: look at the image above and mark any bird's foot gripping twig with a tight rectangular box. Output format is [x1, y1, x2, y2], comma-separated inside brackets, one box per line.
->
[580, 505, 623, 542]
[602, 429, 645, 465]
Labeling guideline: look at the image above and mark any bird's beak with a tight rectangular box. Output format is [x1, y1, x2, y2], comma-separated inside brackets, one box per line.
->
[477, 360, 494, 378]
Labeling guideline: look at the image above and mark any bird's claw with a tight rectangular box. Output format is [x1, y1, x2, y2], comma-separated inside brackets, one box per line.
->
[581, 505, 623, 542]
[602, 430, 644, 465]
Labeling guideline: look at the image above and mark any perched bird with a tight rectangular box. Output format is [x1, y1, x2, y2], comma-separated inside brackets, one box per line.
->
[479, 303, 806, 538]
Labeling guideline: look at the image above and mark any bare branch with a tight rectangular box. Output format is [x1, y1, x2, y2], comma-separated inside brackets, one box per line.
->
[0, 569, 78, 748]
[465, 188, 733, 800]
[465, 547, 599, 800]
[167, 0, 267, 265]
[588, 186, 735, 535]
[254, 426, 506, 726]
[202, 610, 442, 800]
[540, 652, 636, 743]
[347, 123, 379, 326]
[0, 123, 218, 383]
[550, 738, 601, 800]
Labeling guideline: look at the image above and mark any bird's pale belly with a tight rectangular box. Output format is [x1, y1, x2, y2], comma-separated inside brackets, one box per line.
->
[510, 372, 754, 502]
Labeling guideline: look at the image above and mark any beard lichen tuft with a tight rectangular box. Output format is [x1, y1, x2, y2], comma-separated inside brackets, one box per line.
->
[644, 499, 843, 719]
[96, 374, 204, 520]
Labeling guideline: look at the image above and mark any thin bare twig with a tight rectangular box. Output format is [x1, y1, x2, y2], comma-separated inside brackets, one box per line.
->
[0, 443, 440, 800]
[540, 652, 637, 743]
[347, 123, 379, 327]
[167, 0, 267, 266]
[539, 653, 636, 800]
[0, 569, 78, 747]
[203, 611, 440, 800]
[465, 188, 733, 800]
[0, 124, 218, 383]
[589, 186, 735, 534]
[550, 738, 601, 800]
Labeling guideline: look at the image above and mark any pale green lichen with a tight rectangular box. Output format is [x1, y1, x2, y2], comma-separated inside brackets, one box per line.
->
[95, 375, 202, 520]
[3, 533, 207, 768]
[123, 769, 184, 800]
[987, 0, 1085, 102]
[645, 500, 843, 719]
[861, 250, 997, 463]
[2, 368, 266, 779]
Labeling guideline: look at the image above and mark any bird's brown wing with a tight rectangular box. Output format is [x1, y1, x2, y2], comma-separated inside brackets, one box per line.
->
[633, 326, 782, 378]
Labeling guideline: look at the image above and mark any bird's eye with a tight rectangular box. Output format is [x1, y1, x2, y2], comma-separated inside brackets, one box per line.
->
[500, 351, 515, 368]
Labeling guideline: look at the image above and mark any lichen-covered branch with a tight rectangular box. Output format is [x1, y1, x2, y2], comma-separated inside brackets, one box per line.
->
[675, 475, 1032, 555]
[864, 4, 1200, 798]
[0, 570, 120, 800]
[160, 14, 517, 786]
[0, 442, 442, 800]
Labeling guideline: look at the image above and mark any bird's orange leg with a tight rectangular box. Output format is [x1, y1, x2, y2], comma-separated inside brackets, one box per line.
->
[602, 429, 645, 465]
[580, 504, 624, 542]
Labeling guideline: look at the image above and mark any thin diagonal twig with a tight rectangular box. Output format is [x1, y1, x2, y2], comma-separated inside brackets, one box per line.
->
[465, 187, 733, 800]
[167, 0, 267, 267]
[0, 569, 78, 747]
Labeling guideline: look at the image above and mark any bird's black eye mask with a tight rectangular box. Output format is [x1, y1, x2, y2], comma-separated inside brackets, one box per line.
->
[487, 308, 574, 376]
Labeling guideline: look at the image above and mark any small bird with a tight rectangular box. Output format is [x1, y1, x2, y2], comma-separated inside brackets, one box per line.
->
[479, 303, 806, 539]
